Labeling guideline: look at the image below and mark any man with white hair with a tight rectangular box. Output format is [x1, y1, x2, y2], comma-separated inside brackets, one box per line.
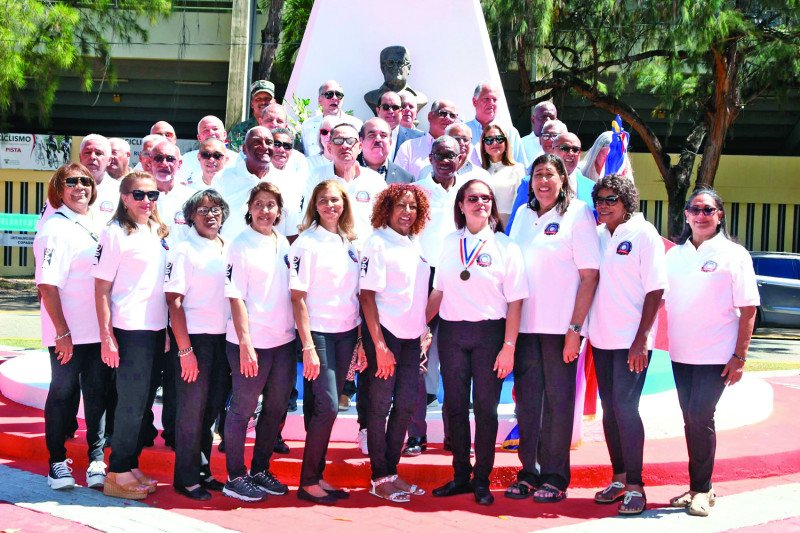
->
[301, 80, 363, 156]
[540, 119, 568, 156]
[178, 115, 235, 187]
[134, 133, 169, 174]
[36, 134, 119, 230]
[150, 140, 195, 245]
[107, 138, 131, 180]
[151, 121, 178, 145]
[465, 83, 528, 168]
[521, 101, 557, 162]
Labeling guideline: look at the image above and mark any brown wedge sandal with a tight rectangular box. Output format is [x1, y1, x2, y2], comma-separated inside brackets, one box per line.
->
[103, 472, 150, 500]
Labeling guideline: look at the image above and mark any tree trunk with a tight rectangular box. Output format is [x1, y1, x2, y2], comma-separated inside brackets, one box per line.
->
[665, 122, 707, 238]
[258, 0, 285, 81]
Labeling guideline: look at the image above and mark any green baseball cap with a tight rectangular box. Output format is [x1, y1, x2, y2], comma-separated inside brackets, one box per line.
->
[250, 80, 275, 98]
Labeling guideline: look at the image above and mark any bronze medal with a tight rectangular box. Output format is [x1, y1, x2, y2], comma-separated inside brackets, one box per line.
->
[460, 269, 471, 281]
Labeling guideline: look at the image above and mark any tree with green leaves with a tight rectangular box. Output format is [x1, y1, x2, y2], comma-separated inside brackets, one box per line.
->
[0, 0, 171, 125]
[484, 0, 800, 236]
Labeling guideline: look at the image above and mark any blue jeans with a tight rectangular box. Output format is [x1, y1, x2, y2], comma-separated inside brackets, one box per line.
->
[224, 340, 296, 479]
[671, 361, 727, 493]
[363, 325, 420, 480]
[592, 346, 651, 486]
[300, 327, 358, 486]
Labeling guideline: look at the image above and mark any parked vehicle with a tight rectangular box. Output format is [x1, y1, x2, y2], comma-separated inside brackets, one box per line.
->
[750, 252, 800, 329]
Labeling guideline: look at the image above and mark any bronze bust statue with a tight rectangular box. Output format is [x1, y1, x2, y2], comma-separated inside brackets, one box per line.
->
[364, 45, 428, 116]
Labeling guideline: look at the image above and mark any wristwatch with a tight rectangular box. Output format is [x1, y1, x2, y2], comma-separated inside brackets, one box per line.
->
[567, 324, 582, 335]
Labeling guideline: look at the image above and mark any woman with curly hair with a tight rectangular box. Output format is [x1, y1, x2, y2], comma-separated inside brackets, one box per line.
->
[587, 175, 668, 515]
[92, 172, 169, 500]
[359, 184, 431, 503]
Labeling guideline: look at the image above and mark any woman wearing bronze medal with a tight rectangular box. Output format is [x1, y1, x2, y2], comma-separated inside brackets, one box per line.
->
[427, 178, 528, 506]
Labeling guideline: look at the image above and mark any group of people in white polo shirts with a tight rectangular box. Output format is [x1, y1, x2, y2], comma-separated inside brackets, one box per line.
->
[33, 99, 758, 519]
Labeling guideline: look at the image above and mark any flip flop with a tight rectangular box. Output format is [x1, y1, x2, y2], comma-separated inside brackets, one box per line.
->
[504, 480, 534, 500]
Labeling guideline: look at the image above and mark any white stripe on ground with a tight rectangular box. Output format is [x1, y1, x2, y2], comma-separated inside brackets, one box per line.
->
[541, 483, 800, 532]
[0, 464, 239, 533]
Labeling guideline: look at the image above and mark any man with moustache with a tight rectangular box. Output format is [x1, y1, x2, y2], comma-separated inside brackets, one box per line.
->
[357, 118, 414, 184]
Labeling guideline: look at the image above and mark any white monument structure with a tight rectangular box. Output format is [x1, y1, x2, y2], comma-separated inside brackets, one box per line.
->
[283, 0, 515, 131]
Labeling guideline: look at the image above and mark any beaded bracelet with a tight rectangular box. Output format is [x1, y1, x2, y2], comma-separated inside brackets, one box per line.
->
[732, 353, 746, 362]
[178, 346, 194, 357]
[54, 330, 71, 341]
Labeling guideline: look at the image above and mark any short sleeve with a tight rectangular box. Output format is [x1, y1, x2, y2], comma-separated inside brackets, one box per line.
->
[501, 239, 529, 302]
[163, 243, 192, 295]
[35, 224, 71, 289]
[639, 226, 669, 295]
[572, 204, 602, 270]
[224, 241, 249, 300]
[91, 225, 122, 282]
[730, 245, 760, 308]
[359, 236, 387, 293]
[288, 238, 314, 292]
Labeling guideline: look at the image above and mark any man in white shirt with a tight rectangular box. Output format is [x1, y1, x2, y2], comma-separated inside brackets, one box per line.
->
[521, 101, 557, 163]
[465, 83, 528, 168]
[107, 138, 131, 180]
[179, 116, 235, 188]
[417, 123, 490, 182]
[150, 141, 195, 246]
[394, 99, 459, 178]
[133, 133, 169, 174]
[301, 80, 363, 156]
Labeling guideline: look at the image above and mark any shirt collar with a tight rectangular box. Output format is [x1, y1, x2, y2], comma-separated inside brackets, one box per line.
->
[357, 153, 387, 176]
[377, 226, 413, 246]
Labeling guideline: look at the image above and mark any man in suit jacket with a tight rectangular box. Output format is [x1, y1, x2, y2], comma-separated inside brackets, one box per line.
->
[358, 117, 414, 184]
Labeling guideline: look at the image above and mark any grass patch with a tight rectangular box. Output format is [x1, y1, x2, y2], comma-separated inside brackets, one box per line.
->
[0, 338, 42, 349]
[747, 360, 800, 372]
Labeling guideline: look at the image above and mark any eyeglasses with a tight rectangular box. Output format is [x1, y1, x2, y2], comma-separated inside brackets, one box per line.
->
[379, 103, 401, 112]
[153, 154, 178, 163]
[322, 90, 344, 99]
[558, 145, 581, 154]
[435, 110, 458, 120]
[483, 135, 506, 145]
[128, 190, 160, 201]
[64, 176, 94, 188]
[331, 137, 358, 146]
[382, 60, 410, 69]
[319, 128, 331, 136]
[594, 195, 620, 207]
[466, 194, 493, 204]
[540, 133, 560, 140]
[273, 141, 293, 150]
[196, 206, 223, 216]
[687, 206, 718, 216]
[200, 151, 225, 160]
[432, 152, 457, 161]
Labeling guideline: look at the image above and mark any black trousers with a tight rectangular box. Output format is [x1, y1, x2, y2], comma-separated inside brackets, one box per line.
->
[224, 340, 296, 479]
[363, 325, 420, 480]
[592, 347, 651, 486]
[173, 334, 231, 487]
[438, 318, 504, 487]
[514, 333, 576, 491]
[45, 343, 110, 464]
[300, 327, 358, 486]
[671, 361, 727, 493]
[144, 327, 177, 444]
[108, 328, 166, 473]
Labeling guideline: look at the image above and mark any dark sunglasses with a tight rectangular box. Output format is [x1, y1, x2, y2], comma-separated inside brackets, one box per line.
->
[435, 110, 458, 120]
[379, 103, 401, 112]
[64, 176, 94, 188]
[331, 137, 357, 146]
[273, 141, 293, 150]
[594, 195, 620, 207]
[466, 194, 493, 204]
[558, 145, 581, 154]
[128, 190, 160, 201]
[687, 206, 718, 216]
[152, 154, 178, 163]
[322, 90, 344, 99]
[483, 135, 506, 145]
[432, 152, 457, 161]
[200, 151, 225, 160]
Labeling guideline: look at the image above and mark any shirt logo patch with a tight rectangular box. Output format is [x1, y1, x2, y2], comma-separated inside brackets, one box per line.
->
[544, 222, 560, 235]
[161, 238, 169, 251]
[701, 260, 718, 273]
[355, 190, 371, 203]
[226, 263, 233, 283]
[43, 247, 54, 267]
[165, 262, 173, 281]
[284, 254, 290, 268]
[94, 244, 103, 264]
[99, 200, 114, 212]
[291, 256, 301, 273]
[348, 250, 358, 263]
[360, 256, 369, 277]
[477, 253, 492, 267]
[174, 212, 186, 225]
[616, 241, 632, 255]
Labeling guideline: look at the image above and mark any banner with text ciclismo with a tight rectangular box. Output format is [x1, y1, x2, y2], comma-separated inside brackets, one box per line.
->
[0, 133, 71, 171]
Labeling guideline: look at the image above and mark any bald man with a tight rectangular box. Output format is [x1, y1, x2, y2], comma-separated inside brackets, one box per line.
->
[178, 115, 236, 188]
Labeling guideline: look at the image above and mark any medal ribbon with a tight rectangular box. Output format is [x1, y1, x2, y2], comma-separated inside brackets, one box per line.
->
[460, 237, 487, 270]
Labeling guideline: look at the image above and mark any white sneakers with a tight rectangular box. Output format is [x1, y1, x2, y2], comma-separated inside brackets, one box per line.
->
[47, 458, 76, 490]
[86, 460, 107, 488]
[357, 428, 369, 455]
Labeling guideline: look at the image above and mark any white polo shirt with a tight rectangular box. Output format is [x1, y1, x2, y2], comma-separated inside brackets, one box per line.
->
[434, 225, 528, 322]
[359, 227, 430, 340]
[414, 175, 468, 267]
[588, 214, 668, 350]
[394, 133, 435, 177]
[34, 206, 101, 346]
[665, 233, 760, 365]
[224, 226, 295, 349]
[510, 200, 601, 334]
[289, 224, 360, 333]
[157, 181, 196, 248]
[36, 173, 120, 232]
[163, 227, 229, 335]
[91, 221, 168, 331]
